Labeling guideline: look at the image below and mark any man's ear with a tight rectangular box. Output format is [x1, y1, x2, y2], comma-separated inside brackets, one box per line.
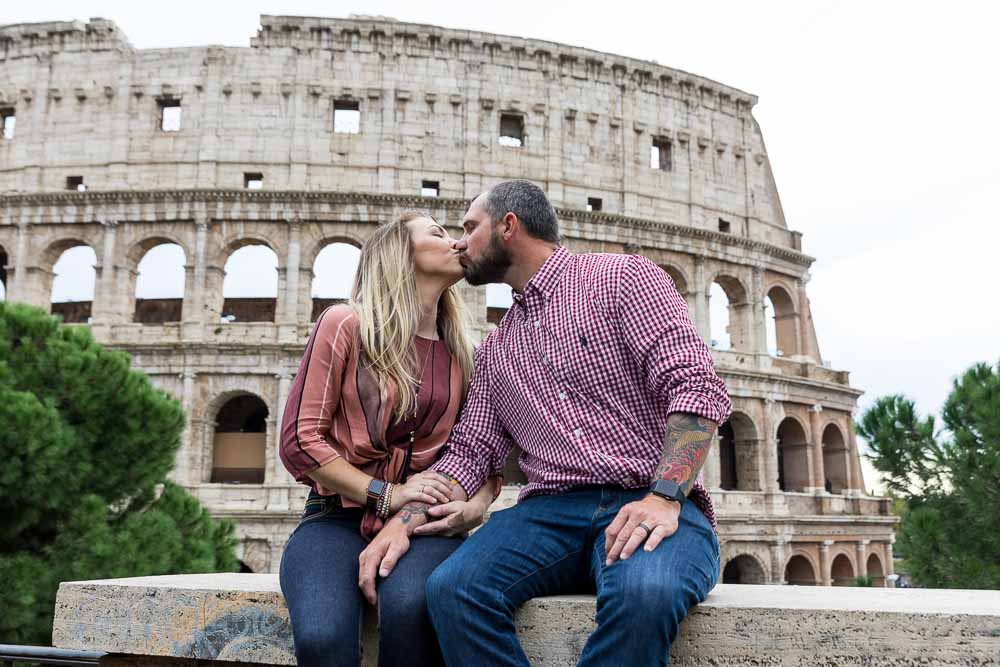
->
[500, 212, 519, 240]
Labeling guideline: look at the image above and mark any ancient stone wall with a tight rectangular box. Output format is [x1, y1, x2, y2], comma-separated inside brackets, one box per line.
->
[0, 16, 896, 583]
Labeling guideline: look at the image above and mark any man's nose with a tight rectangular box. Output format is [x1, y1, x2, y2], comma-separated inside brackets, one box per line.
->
[452, 238, 468, 251]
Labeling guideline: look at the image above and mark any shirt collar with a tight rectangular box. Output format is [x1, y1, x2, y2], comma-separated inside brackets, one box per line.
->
[520, 246, 572, 301]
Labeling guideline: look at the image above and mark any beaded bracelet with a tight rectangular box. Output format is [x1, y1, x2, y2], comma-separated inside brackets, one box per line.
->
[376, 482, 394, 520]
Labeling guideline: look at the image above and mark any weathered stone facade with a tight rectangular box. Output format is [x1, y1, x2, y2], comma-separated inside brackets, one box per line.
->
[0, 16, 896, 585]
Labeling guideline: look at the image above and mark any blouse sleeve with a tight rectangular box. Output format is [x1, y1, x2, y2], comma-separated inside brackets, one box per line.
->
[278, 305, 356, 482]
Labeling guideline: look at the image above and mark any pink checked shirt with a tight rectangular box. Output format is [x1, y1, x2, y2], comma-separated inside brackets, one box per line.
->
[433, 247, 732, 527]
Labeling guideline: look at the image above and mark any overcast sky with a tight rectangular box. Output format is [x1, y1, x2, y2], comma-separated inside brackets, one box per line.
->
[8, 1, 998, 492]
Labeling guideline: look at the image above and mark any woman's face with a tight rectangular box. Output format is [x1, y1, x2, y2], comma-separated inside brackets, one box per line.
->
[408, 217, 463, 286]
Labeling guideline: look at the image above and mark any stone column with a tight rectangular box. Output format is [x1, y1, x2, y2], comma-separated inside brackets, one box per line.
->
[797, 279, 815, 361]
[171, 370, 198, 486]
[273, 371, 295, 485]
[750, 266, 767, 356]
[89, 219, 119, 338]
[846, 417, 863, 494]
[692, 257, 710, 342]
[182, 216, 208, 341]
[819, 540, 833, 586]
[279, 218, 301, 343]
[761, 398, 780, 494]
[856, 539, 869, 580]
[703, 435, 722, 490]
[808, 404, 827, 493]
[7, 220, 31, 304]
[769, 539, 787, 585]
[263, 416, 278, 484]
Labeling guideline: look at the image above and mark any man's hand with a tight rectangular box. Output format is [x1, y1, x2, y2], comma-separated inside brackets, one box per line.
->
[604, 495, 680, 566]
[413, 496, 490, 537]
[358, 517, 411, 605]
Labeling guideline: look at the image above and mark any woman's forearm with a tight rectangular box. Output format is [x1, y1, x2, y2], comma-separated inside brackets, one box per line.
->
[305, 458, 372, 506]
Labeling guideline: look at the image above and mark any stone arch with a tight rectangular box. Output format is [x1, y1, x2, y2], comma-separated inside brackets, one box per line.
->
[776, 416, 810, 492]
[722, 553, 767, 584]
[784, 553, 819, 586]
[720, 411, 762, 491]
[831, 552, 856, 586]
[220, 239, 279, 323]
[866, 552, 885, 587]
[765, 283, 798, 357]
[210, 392, 269, 484]
[310, 239, 361, 321]
[47, 240, 97, 324]
[301, 232, 366, 270]
[659, 263, 690, 301]
[707, 272, 750, 351]
[127, 237, 188, 324]
[822, 422, 850, 494]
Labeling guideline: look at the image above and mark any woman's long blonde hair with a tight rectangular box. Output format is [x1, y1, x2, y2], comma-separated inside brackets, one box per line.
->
[351, 211, 474, 421]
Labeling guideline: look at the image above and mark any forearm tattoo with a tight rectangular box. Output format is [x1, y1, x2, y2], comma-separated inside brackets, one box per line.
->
[654, 413, 716, 495]
[397, 501, 430, 526]
[397, 472, 460, 525]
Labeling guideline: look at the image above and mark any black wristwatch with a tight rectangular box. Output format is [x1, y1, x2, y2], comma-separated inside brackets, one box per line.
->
[366, 478, 387, 510]
[649, 479, 685, 506]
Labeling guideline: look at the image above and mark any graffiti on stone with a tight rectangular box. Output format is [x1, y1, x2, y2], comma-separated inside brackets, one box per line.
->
[174, 607, 293, 663]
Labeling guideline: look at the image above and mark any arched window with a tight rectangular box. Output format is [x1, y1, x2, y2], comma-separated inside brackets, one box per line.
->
[719, 422, 738, 490]
[822, 423, 850, 493]
[784, 555, 817, 586]
[831, 553, 856, 586]
[718, 412, 762, 491]
[766, 285, 797, 357]
[486, 283, 513, 326]
[708, 275, 750, 351]
[866, 553, 885, 587]
[776, 417, 810, 492]
[211, 394, 268, 484]
[709, 283, 731, 350]
[134, 243, 186, 323]
[222, 244, 278, 323]
[311, 242, 360, 321]
[51, 245, 97, 323]
[722, 555, 767, 584]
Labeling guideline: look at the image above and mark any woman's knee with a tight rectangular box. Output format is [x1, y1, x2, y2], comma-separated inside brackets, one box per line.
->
[292, 621, 360, 666]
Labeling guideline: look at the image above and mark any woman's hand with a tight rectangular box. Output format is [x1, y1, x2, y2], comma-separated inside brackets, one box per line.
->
[413, 495, 490, 537]
[388, 471, 455, 514]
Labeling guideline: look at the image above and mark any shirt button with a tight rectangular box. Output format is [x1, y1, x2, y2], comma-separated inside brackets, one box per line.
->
[534, 319, 540, 327]
[573, 428, 583, 437]
[558, 392, 567, 400]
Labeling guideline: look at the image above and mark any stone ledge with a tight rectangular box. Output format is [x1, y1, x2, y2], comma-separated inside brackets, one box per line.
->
[53, 574, 1000, 666]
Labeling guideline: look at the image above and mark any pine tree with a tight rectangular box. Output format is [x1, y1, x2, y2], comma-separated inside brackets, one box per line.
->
[0, 303, 238, 645]
[858, 361, 1000, 589]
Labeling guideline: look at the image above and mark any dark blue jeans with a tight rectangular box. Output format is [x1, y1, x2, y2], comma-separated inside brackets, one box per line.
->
[279, 493, 463, 667]
[426, 485, 720, 666]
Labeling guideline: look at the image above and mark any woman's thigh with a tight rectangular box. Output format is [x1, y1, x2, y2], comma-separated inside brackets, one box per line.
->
[279, 511, 369, 663]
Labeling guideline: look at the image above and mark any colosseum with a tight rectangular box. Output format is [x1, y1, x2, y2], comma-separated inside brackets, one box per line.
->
[0, 15, 897, 586]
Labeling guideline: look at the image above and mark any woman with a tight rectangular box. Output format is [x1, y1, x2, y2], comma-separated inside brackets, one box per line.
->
[278, 211, 500, 667]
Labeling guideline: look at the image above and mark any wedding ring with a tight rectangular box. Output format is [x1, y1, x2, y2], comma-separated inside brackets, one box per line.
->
[637, 523, 652, 537]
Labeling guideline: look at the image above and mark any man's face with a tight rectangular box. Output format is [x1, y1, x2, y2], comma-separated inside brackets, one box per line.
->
[455, 196, 512, 286]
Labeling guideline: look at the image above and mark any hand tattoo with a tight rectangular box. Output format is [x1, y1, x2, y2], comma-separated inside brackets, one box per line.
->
[654, 413, 716, 495]
[397, 501, 431, 525]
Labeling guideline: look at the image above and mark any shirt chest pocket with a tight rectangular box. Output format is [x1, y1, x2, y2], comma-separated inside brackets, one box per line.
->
[555, 320, 622, 390]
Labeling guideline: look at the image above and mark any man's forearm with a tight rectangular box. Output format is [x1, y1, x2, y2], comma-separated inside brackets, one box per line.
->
[653, 412, 717, 496]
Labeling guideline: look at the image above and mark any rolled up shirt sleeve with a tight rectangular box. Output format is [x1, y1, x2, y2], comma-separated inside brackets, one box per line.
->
[278, 306, 354, 482]
[432, 338, 515, 498]
[617, 255, 732, 425]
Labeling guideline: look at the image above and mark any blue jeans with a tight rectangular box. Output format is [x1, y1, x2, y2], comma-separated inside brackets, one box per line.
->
[279, 492, 463, 667]
[426, 486, 719, 666]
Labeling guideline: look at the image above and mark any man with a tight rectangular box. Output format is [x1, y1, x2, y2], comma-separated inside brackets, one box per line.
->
[358, 180, 731, 665]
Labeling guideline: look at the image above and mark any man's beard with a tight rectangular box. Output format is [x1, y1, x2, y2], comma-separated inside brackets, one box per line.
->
[463, 228, 512, 286]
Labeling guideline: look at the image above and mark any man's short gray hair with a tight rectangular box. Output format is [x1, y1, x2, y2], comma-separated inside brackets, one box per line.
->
[483, 180, 559, 243]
